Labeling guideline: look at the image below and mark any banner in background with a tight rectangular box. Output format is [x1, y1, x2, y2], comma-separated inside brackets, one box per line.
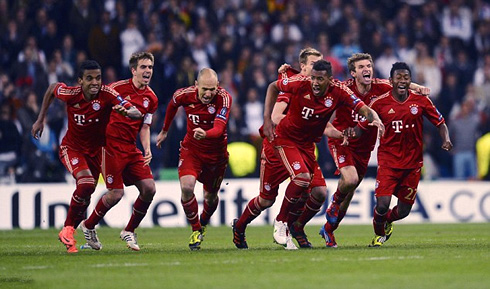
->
[0, 179, 489, 230]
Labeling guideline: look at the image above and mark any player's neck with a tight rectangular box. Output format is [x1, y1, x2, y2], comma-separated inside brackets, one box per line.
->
[131, 77, 147, 91]
[356, 82, 371, 95]
[393, 92, 408, 102]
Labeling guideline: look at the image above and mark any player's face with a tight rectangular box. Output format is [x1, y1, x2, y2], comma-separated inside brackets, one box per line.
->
[351, 59, 373, 85]
[132, 58, 153, 88]
[78, 69, 102, 99]
[301, 55, 323, 76]
[196, 76, 218, 104]
[310, 69, 331, 97]
[390, 69, 411, 98]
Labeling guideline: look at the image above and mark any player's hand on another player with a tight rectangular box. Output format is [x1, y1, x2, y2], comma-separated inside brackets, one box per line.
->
[413, 84, 431, 96]
[369, 119, 385, 138]
[277, 63, 291, 74]
[263, 118, 276, 142]
[442, 140, 453, 151]
[193, 128, 207, 140]
[31, 120, 44, 139]
[156, 130, 168, 148]
[143, 149, 152, 166]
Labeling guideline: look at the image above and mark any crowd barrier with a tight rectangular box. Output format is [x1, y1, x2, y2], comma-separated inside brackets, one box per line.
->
[1, 179, 489, 230]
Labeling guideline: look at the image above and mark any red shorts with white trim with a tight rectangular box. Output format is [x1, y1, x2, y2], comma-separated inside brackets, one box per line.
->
[328, 142, 371, 177]
[178, 143, 228, 194]
[102, 139, 153, 189]
[375, 166, 421, 205]
[59, 145, 101, 178]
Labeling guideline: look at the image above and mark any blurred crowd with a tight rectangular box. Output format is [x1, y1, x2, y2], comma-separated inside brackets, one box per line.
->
[0, 0, 489, 183]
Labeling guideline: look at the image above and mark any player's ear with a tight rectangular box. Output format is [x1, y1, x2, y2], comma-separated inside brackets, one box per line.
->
[195, 80, 198, 86]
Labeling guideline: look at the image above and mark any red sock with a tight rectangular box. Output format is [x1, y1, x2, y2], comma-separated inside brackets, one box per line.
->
[276, 179, 308, 222]
[235, 196, 267, 232]
[65, 176, 95, 227]
[85, 194, 113, 229]
[124, 197, 151, 232]
[386, 206, 401, 223]
[287, 196, 307, 225]
[296, 194, 323, 229]
[200, 197, 219, 226]
[373, 209, 387, 236]
[332, 188, 346, 204]
[182, 196, 201, 231]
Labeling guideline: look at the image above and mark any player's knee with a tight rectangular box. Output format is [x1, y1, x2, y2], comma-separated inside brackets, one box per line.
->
[310, 187, 326, 202]
[258, 197, 274, 208]
[291, 173, 311, 188]
[75, 176, 96, 199]
[341, 175, 359, 191]
[105, 189, 124, 205]
[398, 204, 412, 219]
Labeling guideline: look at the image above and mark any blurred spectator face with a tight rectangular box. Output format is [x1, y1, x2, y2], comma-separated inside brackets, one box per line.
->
[0, 103, 11, 121]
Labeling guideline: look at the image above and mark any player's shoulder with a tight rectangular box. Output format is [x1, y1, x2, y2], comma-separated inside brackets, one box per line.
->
[372, 78, 391, 86]
[109, 79, 130, 89]
[174, 85, 196, 97]
[217, 87, 232, 107]
[369, 91, 390, 106]
[99, 84, 119, 97]
[331, 79, 355, 94]
[55, 83, 81, 96]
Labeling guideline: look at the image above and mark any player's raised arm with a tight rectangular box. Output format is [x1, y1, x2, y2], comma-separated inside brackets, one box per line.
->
[32, 83, 58, 139]
[263, 81, 280, 141]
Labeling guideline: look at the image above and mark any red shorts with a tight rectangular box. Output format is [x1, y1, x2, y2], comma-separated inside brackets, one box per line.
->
[328, 142, 371, 177]
[375, 166, 421, 205]
[178, 143, 228, 194]
[260, 138, 326, 201]
[102, 139, 153, 189]
[59, 145, 101, 178]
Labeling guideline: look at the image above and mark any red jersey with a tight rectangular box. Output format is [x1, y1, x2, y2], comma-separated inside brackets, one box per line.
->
[362, 91, 445, 169]
[330, 78, 392, 152]
[106, 78, 158, 144]
[54, 83, 125, 155]
[164, 85, 232, 154]
[275, 76, 365, 145]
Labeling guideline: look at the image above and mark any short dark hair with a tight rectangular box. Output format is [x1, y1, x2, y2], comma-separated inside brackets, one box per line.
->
[78, 60, 101, 79]
[129, 51, 154, 70]
[312, 59, 333, 76]
[390, 62, 411, 78]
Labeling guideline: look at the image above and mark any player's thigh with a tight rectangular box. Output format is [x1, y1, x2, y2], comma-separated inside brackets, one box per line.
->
[374, 166, 399, 198]
[394, 168, 421, 205]
[102, 146, 128, 189]
[259, 155, 290, 200]
[59, 145, 97, 177]
[274, 144, 310, 177]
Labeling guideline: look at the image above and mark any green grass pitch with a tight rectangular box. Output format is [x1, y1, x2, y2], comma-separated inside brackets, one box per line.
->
[1, 223, 489, 289]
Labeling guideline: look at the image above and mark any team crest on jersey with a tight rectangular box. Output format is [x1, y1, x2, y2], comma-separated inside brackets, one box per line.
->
[71, 157, 79, 166]
[92, 100, 101, 111]
[143, 98, 150, 108]
[292, 161, 301, 170]
[106, 174, 114, 184]
[208, 105, 216, 114]
[338, 155, 346, 164]
[409, 104, 419, 115]
[324, 97, 333, 107]
[264, 183, 271, 191]
[282, 78, 289, 85]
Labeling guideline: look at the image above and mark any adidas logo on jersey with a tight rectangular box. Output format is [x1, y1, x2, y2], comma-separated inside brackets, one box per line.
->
[388, 108, 395, 114]
[73, 103, 80, 109]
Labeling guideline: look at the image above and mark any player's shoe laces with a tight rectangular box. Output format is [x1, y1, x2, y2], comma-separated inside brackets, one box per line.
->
[289, 225, 312, 248]
[80, 220, 102, 250]
[319, 224, 338, 248]
[58, 226, 78, 253]
[326, 201, 340, 224]
[273, 219, 289, 245]
[232, 219, 248, 249]
[189, 230, 203, 251]
[369, 235, 387, 247]
[120, 230, 140, 251]
[384, 222, 394, 241]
